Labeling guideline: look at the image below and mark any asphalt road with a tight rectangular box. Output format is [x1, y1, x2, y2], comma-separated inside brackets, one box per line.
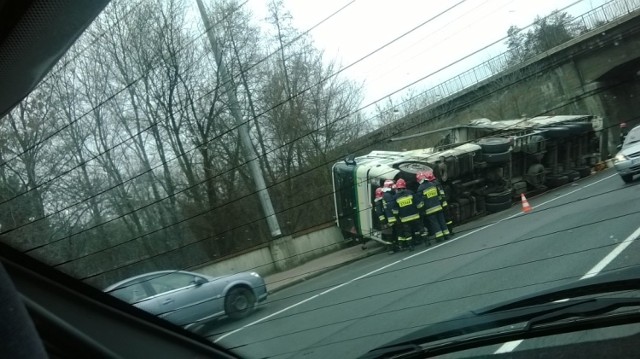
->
[206, 169, 640, 359]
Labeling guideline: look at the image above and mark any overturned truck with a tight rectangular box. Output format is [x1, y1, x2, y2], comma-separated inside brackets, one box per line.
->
[332, 115, 603, 245]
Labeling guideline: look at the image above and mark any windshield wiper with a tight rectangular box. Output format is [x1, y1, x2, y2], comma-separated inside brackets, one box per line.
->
[361, 266, 640, 359]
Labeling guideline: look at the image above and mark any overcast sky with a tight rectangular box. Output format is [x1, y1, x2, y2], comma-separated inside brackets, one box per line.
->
[248, 0, 608, 115]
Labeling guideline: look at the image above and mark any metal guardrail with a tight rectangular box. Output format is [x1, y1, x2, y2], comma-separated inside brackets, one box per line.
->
[407, 0, 640, 110]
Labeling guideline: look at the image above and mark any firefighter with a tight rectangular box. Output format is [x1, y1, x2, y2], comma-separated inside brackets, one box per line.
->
[416, 171, 450, 244]
[373, 187, 394, 248]
[374, 187, 386, 224]
[391, 178, 422, 251]
[381, 179, 399, 252]
[433, 174, 454, 236]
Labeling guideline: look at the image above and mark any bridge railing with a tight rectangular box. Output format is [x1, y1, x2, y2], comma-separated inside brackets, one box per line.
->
[396, 0, 640, 115]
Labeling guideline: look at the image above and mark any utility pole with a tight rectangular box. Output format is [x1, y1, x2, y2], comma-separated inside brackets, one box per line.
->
[196, 0, 282, 238]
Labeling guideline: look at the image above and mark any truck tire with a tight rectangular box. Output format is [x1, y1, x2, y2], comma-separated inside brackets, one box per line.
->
[541, 126, 570, 139]
[485, 198, 512, 213]
[484, 150, 511, 164]
[564, 170, 580, 182]
[564, 123, 587, 135]
[474, 161, 488, 169]
[545, 174, 569, 188]
[524, 135, 546, 154]
[513, 181, 528, 195]
[445, 156, 459, 179]
[485, 189, 512, 204]
[435, 161, 448, 182]
[397, 162, 433, 175]
[478, 137, 511, 153]
[576, 166, 591, 178]
[526, 164, 546, 187]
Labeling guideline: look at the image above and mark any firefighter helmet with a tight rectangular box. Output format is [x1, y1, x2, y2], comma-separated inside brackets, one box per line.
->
[375, 187, 384, 199]
[425, 171, 436, 182]
[382, 179, 395, 192]
[395, 178, 407, 189]
[416, 171, 430, 183]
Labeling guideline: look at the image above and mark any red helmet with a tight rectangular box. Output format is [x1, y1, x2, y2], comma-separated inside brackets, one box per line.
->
[425, 171, 436, 182]
[382, 179, 395, 191]
[395, 178, 407, 189]
[375, 187, 384, 199]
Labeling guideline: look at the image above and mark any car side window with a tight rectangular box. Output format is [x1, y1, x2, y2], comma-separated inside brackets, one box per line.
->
[110, 282, 149, 304]
[147, 273, 198, 295]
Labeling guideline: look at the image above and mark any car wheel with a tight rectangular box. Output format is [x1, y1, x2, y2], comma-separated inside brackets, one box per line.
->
[485, 198, 512, 213]
[621, 174, 634, 183]
[225, 287, 256, 319]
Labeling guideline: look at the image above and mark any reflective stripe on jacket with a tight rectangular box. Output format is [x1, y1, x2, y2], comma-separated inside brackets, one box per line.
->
[434, 179, 448, 207]
[374, 199, 386, 223]
[392, 189, 422, 223]
[382, 191, 397, 224]
[417, 181, 443, 214]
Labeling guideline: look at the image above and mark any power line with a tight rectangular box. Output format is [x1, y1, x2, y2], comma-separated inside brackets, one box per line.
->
[45, 68, 634, 276]
[1, 0, 631, 289]
[238, 266, 640, 356]
[220, 273, 637, 348]
[24, 57, 634, 277]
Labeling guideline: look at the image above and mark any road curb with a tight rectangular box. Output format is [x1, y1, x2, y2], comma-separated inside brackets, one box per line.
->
[267, 246, 387, 294]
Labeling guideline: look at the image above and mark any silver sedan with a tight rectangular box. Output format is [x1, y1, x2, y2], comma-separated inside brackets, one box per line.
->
[104, 270, 267, 329]
[614, 124, 640, 183]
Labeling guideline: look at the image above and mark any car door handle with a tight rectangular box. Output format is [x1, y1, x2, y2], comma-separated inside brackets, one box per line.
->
[162, 298, 174, 305]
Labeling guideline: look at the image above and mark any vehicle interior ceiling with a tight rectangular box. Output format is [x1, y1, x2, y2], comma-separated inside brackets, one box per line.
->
[0, 1, 234, 358]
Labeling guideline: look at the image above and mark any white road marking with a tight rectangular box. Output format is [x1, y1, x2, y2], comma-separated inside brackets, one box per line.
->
[494, 340, 524, 353]
[493, 173, 639, 354]
[217, 172, 618, 343]
[581, 225, 640, 280]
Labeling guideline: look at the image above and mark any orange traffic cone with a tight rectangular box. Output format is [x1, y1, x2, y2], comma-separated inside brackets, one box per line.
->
[521, 193, 532, 213]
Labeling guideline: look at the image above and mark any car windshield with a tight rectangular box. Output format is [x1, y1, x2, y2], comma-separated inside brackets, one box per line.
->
[2, 0, 640, 358]
[622, 127, 640, 149]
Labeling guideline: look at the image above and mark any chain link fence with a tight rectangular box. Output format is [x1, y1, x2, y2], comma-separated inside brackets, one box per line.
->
[407, 0, 640, 110]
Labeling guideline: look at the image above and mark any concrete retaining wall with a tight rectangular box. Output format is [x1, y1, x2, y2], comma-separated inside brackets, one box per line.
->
[195, 224, 346, 277]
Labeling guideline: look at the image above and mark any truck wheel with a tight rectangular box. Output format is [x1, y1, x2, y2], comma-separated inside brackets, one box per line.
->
[576, 166, 591, 178]
[545, 174, 569, 188]
[478, 137, 511, 153]
[541, 126, 570, 139]
[526, 164, 546, 187]
[524, 135, 546, 154]
[484, 150, 511, 164]
[397, 162, 433, 175]
[485, 189, 512, 204]
[512, 181, 528, 195]
[445, 156, 459, 179]
[485, 198, 512, 213]
[564, 170, 580, 182]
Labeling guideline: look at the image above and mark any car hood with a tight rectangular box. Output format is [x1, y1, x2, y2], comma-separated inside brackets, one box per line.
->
[361, 266, 640, 358]
[620, 141, 640, 156]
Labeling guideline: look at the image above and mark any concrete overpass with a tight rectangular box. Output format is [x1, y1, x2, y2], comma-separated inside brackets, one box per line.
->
[343, 4, 640, 160]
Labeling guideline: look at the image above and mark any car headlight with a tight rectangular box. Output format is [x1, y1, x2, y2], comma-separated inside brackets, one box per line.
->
[615, 153, 628, 162]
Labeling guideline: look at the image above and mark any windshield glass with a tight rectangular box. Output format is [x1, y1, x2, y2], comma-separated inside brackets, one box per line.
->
[622, 126, 640, 149]
[3, 0, 640, 358]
